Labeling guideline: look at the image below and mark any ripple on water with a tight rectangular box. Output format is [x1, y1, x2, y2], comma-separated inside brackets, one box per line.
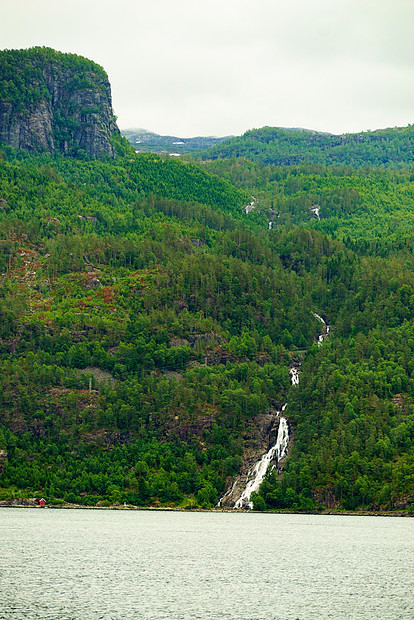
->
[0, 510, 413, 620]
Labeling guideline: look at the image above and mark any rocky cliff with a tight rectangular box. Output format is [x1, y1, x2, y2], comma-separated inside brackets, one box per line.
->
[0, 47, 120, 158]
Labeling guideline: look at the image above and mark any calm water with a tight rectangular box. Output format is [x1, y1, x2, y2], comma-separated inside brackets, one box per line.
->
[0, 508, 412, 620]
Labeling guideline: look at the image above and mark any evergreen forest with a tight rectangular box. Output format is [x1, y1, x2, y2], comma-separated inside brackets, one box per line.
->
[197, 125, 414, 169]
[0, 64, 413, 513]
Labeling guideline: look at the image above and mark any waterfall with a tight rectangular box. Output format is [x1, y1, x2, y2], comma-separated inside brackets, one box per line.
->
[219, 310, 329, 509]
[312, 312, 330, 345]
[230, 364, 299, 509]
[234, 407, 289, 509]
[289, 367, 300, 385]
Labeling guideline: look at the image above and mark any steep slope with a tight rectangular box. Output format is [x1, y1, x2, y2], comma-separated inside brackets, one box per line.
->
[0, 147, 314, 509]
[0, 49, 413, 513]
[0, 146, 413, 513]
[0, 47, 120, 158]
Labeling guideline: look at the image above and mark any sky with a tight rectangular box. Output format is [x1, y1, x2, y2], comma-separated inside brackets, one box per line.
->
[1, 0, 413, 137]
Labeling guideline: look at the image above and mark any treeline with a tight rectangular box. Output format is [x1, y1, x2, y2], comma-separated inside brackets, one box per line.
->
[0, 147, 319, 507]
[0, 148, 248, 235]
[198, 124, 414, 169]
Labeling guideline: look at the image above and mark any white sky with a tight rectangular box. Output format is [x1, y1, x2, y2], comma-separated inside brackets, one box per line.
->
[1, 0, 413, 137]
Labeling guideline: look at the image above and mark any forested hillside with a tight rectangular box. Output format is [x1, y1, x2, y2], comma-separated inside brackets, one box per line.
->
[198, 125, 414, 169]
[202, 158, 414, 241]
[0, 48, 412, 513]
[0, 142, 412, 513]
[0, 146, 306, 508]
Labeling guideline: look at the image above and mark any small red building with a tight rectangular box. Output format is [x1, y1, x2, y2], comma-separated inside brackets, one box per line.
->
[39, 498, 46, 507]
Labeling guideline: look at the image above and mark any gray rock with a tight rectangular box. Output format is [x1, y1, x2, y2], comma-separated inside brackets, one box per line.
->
[0, 48, 120, 158]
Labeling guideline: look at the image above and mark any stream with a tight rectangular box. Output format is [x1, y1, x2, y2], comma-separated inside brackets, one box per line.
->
[221, 312, 329, 509]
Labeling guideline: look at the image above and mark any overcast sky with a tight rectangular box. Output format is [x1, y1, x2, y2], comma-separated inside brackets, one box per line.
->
[2, 0, 413, 137]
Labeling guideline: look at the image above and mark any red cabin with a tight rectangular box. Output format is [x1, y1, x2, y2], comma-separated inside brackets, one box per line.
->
[39, 498, 46, 507]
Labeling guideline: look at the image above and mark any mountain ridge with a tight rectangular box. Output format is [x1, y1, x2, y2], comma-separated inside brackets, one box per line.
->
[197, 124, 414, 168]
[122, 124, 414, 168]
[122, 128, 231, 154]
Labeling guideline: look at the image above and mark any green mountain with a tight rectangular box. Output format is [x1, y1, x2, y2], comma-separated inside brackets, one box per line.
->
[197, 125, 414, 168]
[0, 49, 413, 514]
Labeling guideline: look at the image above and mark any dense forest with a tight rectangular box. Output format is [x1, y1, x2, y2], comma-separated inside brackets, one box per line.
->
[0, 143, 413, 513]
[197, 125, 414, 169]
[0, 50, 413, 513]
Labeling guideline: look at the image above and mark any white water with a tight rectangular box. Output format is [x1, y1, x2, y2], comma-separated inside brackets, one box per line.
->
[232, 360, 302, 508]
[244, 197, 256, 213]
[234, 408, 289, 509]
[217, 478, 238, 507]
[310, 205, 320, 220]
[229, 311, 329, 509]
[289, 367, 300, 385]
[313, 312, 330, 345]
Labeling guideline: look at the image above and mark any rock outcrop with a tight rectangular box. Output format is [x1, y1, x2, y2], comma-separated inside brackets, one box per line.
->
[0, 47, 120, 158]
[219, 408, 284, 507]
[0, 448, 7, 472]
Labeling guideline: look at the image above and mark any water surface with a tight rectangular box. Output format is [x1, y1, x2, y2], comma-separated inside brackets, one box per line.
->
[0, 509, 412, 619]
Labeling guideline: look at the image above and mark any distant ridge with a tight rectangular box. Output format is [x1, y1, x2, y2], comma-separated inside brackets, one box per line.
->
[122, 124, 414, 167]
[197, 124, 414, 168]
[122, 128, 232, 154]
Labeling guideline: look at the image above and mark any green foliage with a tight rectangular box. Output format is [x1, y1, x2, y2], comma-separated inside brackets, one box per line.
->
[202, 159, 414, 242]
[0, 47, 107, 114]
[198, 125, 414, 169]
[256, 322, 414, 512]
[0, 149, 247, 233]
[0, 135, 413, 512]
[0, 47, 115, 158]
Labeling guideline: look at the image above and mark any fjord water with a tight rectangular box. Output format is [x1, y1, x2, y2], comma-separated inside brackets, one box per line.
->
[1, 509, 412, 620]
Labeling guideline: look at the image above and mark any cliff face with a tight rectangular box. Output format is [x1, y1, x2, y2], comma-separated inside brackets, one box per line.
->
[0, 47, 120, 158]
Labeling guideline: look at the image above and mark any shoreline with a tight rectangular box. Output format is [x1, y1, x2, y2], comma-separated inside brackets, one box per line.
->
[0, 501, 412, 517]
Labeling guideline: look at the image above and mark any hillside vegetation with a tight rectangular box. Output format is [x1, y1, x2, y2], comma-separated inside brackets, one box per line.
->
[0, 47, 119, 157]
[0, 48, 413, 513]
[198, 125, 414, 169]
[0, 144, 412, 513]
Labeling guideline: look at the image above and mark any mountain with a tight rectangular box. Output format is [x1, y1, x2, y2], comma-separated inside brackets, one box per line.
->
[197, 125, 414, 168]
[0, 49, 413, 514]
[0, 47, 120, 158]
[122, 128, 231, 154]
[1, 147, 413, 513]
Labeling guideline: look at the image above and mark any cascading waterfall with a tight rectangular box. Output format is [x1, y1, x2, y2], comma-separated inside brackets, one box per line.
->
[234, 406, 289, 509]
[224, 311, 330, 509]
[289, 367, 300, 385]
[312, 312, 330, 345]
[230, 368, 297, 508]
